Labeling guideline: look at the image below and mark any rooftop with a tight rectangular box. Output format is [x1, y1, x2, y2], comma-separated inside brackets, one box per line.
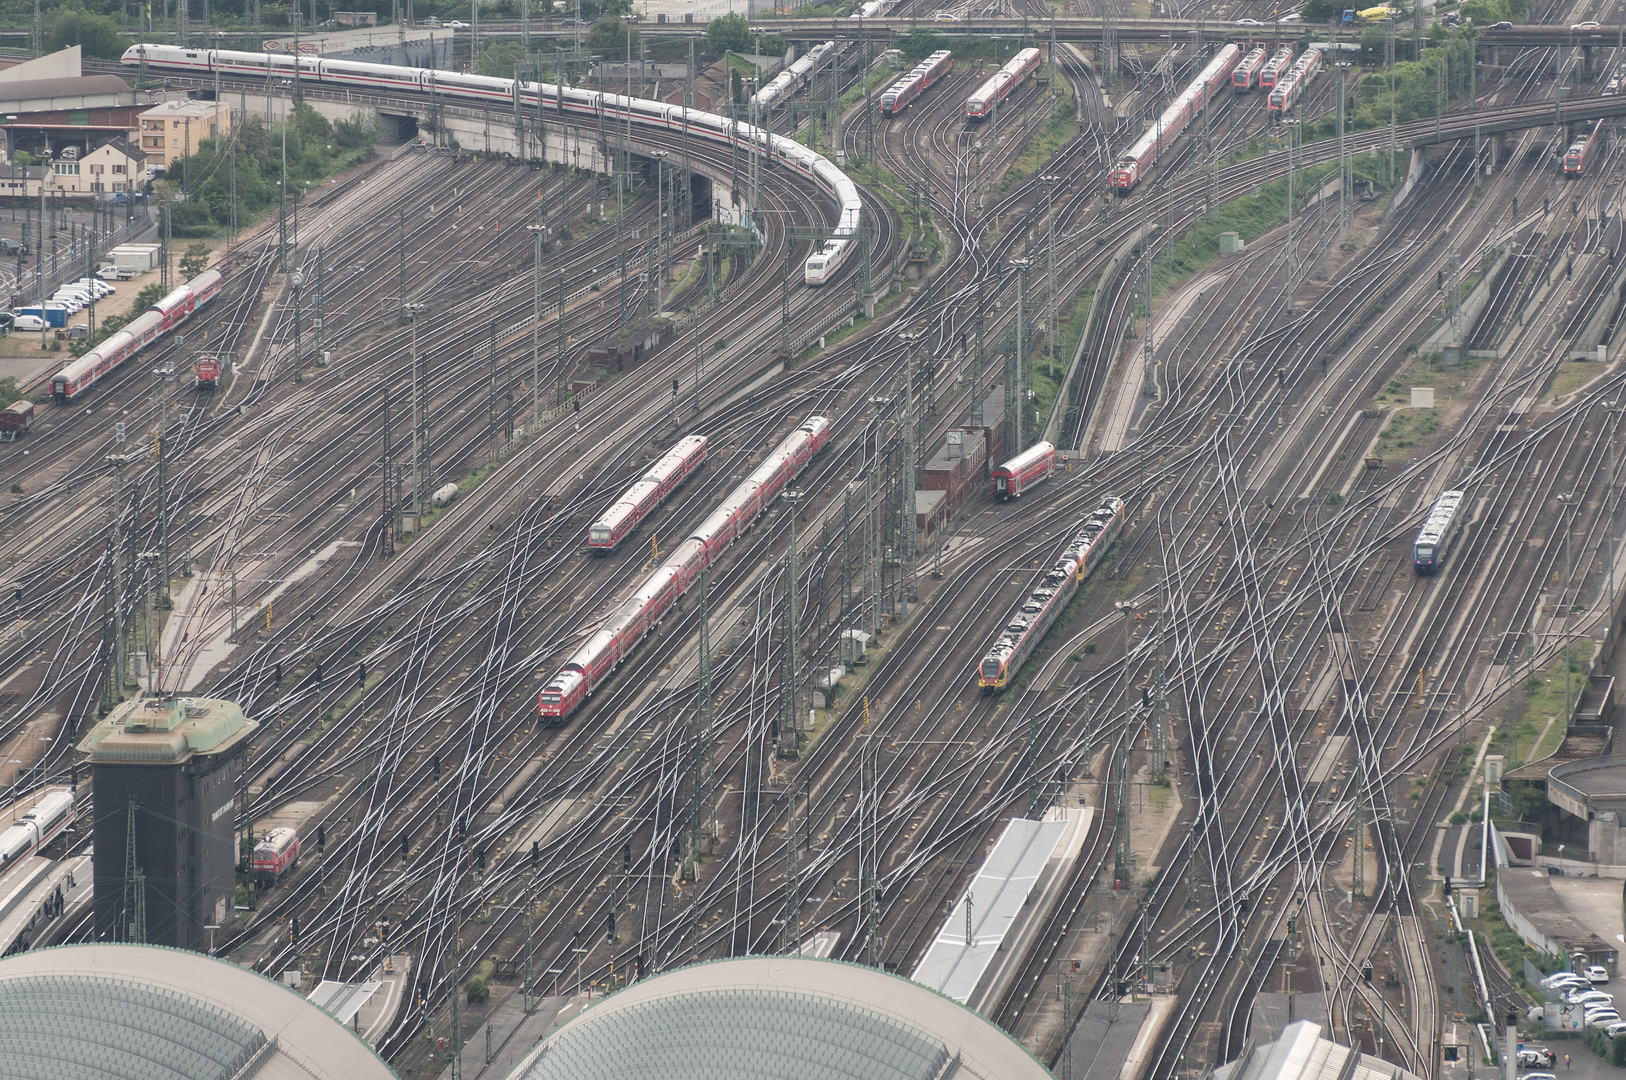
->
[139, 98, 231, 120]
[0, 944, 397, 1080]
[1215, 1020, 1424, 1080]
[510, 955, 1053, 1080]
[78, 694, 257, 765]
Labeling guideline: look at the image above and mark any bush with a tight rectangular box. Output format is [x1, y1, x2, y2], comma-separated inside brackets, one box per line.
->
[8, 483, 20, 494]
[464, 977, 489, 1004]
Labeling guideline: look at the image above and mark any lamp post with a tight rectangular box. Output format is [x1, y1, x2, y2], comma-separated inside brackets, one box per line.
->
[290, 268, 304, 384]
[1556, 491, 1576, 721]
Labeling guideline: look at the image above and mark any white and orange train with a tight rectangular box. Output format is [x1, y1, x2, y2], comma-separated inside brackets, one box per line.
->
[587, 435, 708, 553]
[122, 45, 864, 288]
[1110, 44, 1241, 190]
[977, 496, 1125, 690]
[50, 269, 223, 401]
[539, 416, 831, 723]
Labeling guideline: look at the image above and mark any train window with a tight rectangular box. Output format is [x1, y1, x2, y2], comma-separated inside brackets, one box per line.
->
[1416, 545, 1434, 560]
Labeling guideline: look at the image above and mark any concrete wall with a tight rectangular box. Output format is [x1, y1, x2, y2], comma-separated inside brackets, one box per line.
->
[1498, 873, 1563, 958]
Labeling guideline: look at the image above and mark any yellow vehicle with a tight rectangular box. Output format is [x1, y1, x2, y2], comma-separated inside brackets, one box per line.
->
[1357, 4, 1395, 19]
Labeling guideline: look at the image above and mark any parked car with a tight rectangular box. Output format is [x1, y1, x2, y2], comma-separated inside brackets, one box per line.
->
[1543, 971, 1587, 986]
[70, 278, 113, 298]
[1571, 20, 1601, 30]
[1607, 1023, 1626, 1039]
[1489, 20, 1512, 28]
[1587, 965, 1611, 984]
[1236, 17, 1263, 24]
[10, 313, 43, 332]
[1518, 1049, 1557, 1068]
[1588, 1012, 1621, 1029]
[1565, 989, 1612, 1005]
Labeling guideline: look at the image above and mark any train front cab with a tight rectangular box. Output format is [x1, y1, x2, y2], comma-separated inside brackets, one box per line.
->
[1414, 542, 1438, 575]
[978, 656, 1007, 691]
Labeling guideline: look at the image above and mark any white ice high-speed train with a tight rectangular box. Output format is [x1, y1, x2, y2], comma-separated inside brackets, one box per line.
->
[753, 40, 838, 114]
[122, 45, 865, 287]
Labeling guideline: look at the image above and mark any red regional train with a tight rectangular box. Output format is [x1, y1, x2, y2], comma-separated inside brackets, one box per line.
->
[1267, 48, 1321, 113]
[991, 441, 1057, 500]
[51, 269, 225, 401]
[881, 50, 953, 116]
[587, 435, 708, 553]
[965, 47, 1043, 120]
[1563, 120, 1602, 176]
[539, 416, 831, 723]
[1258, 45, 1296, 90]
[1232, 46, 1268, 90]
[1110, 44, 1241, 190]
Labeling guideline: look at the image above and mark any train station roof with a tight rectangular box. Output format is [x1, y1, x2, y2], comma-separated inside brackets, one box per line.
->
[0, 943, 398, 1080]
[509, 955, 1053, 1080]
[1216, 1020, 1423, 1080]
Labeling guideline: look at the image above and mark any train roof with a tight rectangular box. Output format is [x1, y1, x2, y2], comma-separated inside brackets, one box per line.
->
[1416, 489, 1465, 545]
[996, 441, 1055, 474]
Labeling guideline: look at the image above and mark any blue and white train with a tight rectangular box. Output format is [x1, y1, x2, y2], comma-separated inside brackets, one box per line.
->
[1413, 489, 1464, 575]
[121, 45, 865, 286]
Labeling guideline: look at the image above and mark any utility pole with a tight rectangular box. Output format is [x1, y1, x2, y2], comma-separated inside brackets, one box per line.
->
[404, 303, 427, 531]
[860, 699, 879, 967]
[487, 320, 500, 466]
[528, 222, 544, 430]
[686, 570, 713, 872]
[780, 770, 803, 954]
[779, 492, 803, 759]
[899, 330, 923, 607]
[1336, 61, 1351, 242]
[381, 359, 396, 556]
[1009, 258, 1030, 453]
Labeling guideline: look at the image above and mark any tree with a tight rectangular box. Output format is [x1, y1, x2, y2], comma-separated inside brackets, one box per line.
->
[48, 11, 132, 61]
[708, 11, 750, 54]
[731, 68, 743, 103]
[0, 377, 20, 409]
[474, 40, 524, 77]
[587, 17, 637, 55]
[180, 242, 211, 279]
[11, 151, 32, 167]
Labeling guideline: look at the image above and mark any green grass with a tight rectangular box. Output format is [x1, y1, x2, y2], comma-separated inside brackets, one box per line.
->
[999, 77, 1077, 191]
[1146, 151, 1405, 302]
[842, 66, 897, 109]
[1375, 408, 1439, 454]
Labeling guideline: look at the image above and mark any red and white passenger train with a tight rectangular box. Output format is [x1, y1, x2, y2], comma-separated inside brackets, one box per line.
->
[1563, 120, 1602, 175]
[1267, 47, 1321, 113]
[539, 416, 832, 723]
[880, 50, 954, 116]
[1111, 44, 1241, 190]
[1232, 46, 1268, 91]
[965, 47, 1044, 120]
[1257, 45, 1296, 90]
[50, 268, 224, 401]
[587, 435, 708, 553]
[991, 441, 1057, 500]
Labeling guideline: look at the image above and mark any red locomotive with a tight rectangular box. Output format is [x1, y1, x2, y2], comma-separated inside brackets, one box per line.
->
[251, 826, 300, 884]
